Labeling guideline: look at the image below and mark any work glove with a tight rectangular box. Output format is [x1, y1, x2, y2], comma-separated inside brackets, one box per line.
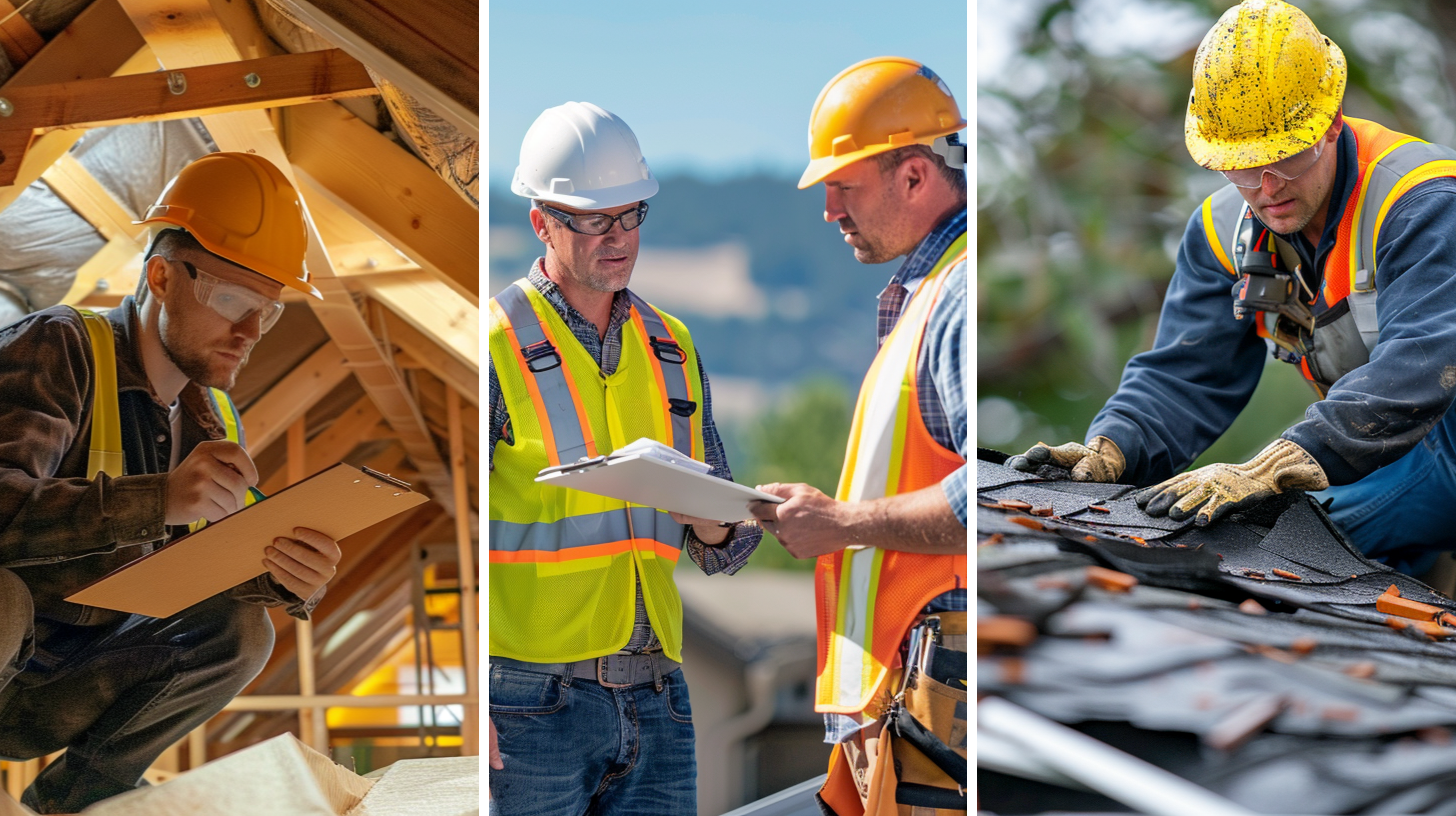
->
[1134, 438, 1328, 526]
[1007, 436, 1125, 483]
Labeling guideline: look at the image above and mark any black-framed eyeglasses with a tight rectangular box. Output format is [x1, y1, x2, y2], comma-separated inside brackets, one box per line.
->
[539, 202, 649, 235]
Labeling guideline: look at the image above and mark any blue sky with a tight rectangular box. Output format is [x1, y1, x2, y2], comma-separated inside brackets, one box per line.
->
[487, 1, 969, 187]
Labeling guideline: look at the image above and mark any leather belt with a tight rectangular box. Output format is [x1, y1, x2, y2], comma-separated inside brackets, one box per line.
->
[491, 652, 681, 689]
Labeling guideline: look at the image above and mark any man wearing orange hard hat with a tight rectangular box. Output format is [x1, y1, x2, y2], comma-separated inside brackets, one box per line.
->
[750, 57, 968, 815]
[0, 152, 341, 812]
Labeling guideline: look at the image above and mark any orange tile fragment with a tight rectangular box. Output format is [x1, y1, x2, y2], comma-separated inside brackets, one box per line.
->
[1345, 662, 1377, 679]
[1030, 505, 1054, 517]
[1085, 566, 1138, 593]
[1377, 592, 1442, 621]
[1321, 706, 1359, 722]
[1412, 620, 1456, 639]
[1084, 535, 1098, 543]
[1238, 599, 1267, 615]
[1034, 577, 1072, 591]
[1290, 637, 1316, 655]
[1001, 657, 1026, 685]
[1087, 504, 1111, 514]
[999, 499, 1032, 511]
[977, 616, 1038, 654]
[978, 533, 1005, 547]
[1385, 616, 1410, 631]
[1272, 569, 1303, 581]
[1388, 584, 1402, 597]
[1009, 517, 1044, 531]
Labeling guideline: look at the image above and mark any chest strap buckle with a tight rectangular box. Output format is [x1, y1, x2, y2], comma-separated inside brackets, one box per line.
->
[649, 336, 687, 365]
[521, 339, 562, 373]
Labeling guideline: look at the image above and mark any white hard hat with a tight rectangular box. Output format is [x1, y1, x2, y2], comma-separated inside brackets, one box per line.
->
[511, 101, 659, 210]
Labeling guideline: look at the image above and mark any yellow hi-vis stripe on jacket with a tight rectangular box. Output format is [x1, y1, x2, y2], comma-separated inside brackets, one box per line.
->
[487, 279, 705, 664]
[73, 308, 254, 529]
[815, 234, 969, 714]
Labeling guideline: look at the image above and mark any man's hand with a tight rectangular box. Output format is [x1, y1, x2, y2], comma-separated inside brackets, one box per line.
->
[668, 512, 732, 545]
[165, 440, 259, 525]
[263, 527, 342, 601]
[489, 718, 503, 770]
[1007, 436, 1125, 482]
[1134, 438, 1328, 526]
[749, 482, 853, 559]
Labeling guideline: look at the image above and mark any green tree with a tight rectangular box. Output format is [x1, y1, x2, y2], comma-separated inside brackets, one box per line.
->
[732, 378, 854, 571]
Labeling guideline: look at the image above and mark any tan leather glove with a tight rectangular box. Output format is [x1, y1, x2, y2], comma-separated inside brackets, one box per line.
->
[1135, 438, 1328, 526]
[1007, 436, 1125, 483]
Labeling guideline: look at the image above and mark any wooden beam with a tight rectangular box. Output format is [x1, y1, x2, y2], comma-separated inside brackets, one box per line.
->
[241, 341, 351, 452]
[0, 1, 44, 69]
[377, 306, 476, 407]
[61, 236, 141, 306]
[117, 0, 453, 505]
[258, 396, 383, 494]
[0, 49, 378, 183]
[271, 0, 476, 136]
[0, 0, 155, 212]
[447, 388, 479, 757]
[42, 154, 145, 242]
[289, 103, 478, 300]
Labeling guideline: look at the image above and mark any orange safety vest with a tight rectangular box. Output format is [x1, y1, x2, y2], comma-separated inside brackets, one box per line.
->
[1201, 117, 1456, 393]
[814, 235, 968, 715]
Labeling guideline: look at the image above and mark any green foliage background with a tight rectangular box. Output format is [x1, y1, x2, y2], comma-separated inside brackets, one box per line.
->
[977, 0, 1456, 469]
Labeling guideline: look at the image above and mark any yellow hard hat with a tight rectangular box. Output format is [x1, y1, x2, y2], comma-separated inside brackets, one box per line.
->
[1185, 0, 1346, 171]
[136, 152, 321, 299]
[798, 56, 966, 189]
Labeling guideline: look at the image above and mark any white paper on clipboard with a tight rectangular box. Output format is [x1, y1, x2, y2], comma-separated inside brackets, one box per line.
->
[535, 446, 783, 523]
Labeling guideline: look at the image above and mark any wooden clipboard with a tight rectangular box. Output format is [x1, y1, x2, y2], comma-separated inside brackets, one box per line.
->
[67, 463, 430, 618]
[535, 452, 783, 523]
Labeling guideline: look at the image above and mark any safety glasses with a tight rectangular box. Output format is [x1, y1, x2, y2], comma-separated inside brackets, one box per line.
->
[176, 260, 285, 333]
[1220, 139, 1324, 189]
[539, 202, 649, 235]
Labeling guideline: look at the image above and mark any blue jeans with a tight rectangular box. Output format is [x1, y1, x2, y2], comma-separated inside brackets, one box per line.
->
[0, 569, 274, 813]
[1317, 411, 1456, 575]
[488, 662, 697, 816]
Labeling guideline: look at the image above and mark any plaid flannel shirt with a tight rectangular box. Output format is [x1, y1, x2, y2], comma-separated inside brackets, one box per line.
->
[487, 261, 761, 654]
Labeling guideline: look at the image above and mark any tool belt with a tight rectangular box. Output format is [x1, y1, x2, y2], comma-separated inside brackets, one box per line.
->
[490, 651, 682, 690]
[818, 611, 968, 816]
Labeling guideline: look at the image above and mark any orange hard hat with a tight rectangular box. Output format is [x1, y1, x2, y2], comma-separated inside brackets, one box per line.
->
[136, 152, 321, 299]
[798, 56, 966, 189]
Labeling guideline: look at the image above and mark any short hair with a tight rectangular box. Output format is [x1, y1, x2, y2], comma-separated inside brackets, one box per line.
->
[136, 228, 207, 300]
[874, 143, 966, 201]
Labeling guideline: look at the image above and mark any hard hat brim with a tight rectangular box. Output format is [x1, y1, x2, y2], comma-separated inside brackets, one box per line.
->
[513, 176, 659, 211]
[798, 143, 902, 190]
[136, 214, 323, 300]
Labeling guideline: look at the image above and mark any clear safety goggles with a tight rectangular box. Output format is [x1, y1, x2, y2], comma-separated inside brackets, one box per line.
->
[1220, 139, 1324, 189]
[177, 260, 285, 333]
[539, 201, 648, 235]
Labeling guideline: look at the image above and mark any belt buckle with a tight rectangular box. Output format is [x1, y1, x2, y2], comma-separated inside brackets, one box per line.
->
[596, 655, 636, 689]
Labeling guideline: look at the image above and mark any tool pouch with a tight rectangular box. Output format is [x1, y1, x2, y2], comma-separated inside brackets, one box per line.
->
[889, 611, 967, 815]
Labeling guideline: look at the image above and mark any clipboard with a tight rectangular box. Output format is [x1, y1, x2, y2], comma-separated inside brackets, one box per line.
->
[67, 463, 430, 618]
[535, 447, 784, 523]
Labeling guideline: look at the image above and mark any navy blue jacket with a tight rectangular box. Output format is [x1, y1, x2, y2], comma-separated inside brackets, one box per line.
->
[1089, 124, 1456, 487]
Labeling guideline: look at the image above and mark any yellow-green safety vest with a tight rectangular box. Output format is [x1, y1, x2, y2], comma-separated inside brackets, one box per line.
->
[487, 280, 705, 664]
[73, 307, 259, 532]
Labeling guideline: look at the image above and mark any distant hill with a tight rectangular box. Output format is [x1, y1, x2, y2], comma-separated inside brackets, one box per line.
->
[488, 174, 897, 399]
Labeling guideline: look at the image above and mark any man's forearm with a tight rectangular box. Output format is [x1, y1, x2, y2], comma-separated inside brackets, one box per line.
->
[844, 484, 964, 554]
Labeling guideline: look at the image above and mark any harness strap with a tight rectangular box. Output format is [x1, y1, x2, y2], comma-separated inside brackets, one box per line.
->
[493, 282, 595, 467]
[75, 308, 124, 480]
[626, 291, 695, 460]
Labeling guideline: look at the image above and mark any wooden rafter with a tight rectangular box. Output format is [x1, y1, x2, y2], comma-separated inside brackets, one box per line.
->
[353, 270, 477, 402]
[115, 0, 453, 505]
[270, 0, 476, 136]
[289, 102, 478, 300]
[240, 341, 351, 452]
[0, 1, 43, 68]
[0, 49, 377, 184]
[41, 154, 145, 242]
[0, 0, 154, 212]
[258, 396, 384, 494]
[375, 307, 476, 406]
[61, 237, 141, 307]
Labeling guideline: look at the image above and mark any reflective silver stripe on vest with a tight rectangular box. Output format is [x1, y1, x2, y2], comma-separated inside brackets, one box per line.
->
[626, 291, 694, 458]
[494, 282, 592, 465]
[488, 506, 681, 553]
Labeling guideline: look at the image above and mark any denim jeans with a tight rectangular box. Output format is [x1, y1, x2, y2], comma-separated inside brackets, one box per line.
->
[1316, 410, 1456, 576]
[0, 568, 274, 813]
[488, 661, 697, 816]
